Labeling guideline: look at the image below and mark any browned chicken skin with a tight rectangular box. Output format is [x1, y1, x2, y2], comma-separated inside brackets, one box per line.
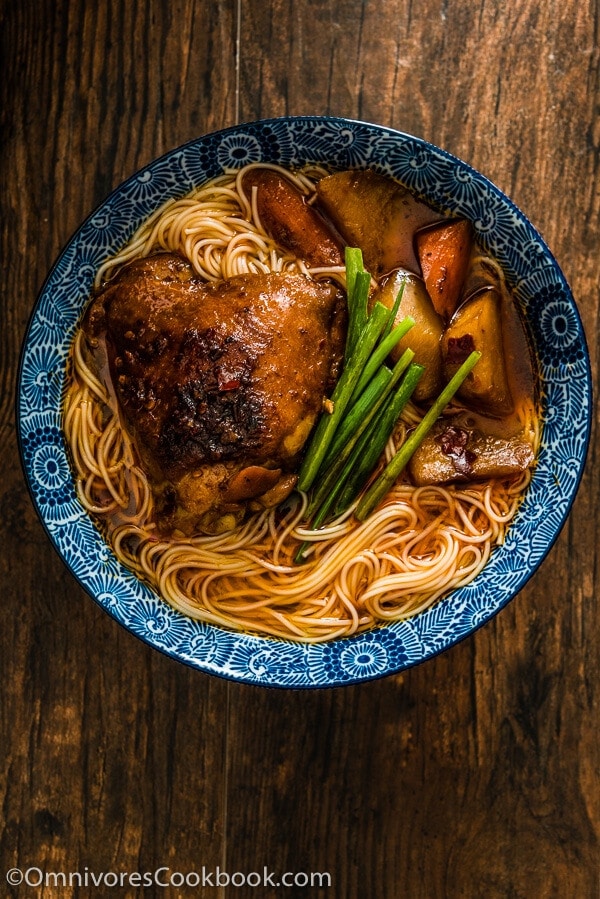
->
[84, 253, 346, 534]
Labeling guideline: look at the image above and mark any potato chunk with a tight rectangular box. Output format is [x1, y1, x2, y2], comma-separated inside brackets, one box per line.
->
[408, 418, 535, 486]
[317, 170, 442, 276]
[373, 270, 443, 402]
[442, 289, 513, 416]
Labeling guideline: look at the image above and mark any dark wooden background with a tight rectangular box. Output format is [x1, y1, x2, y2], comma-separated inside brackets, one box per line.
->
[1, 2, 598, 897]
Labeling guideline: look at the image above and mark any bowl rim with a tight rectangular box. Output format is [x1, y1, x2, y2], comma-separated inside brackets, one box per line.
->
[16, 115, 593, 688]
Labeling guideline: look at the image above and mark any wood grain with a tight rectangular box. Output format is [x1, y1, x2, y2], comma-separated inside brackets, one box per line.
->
[1, 1, 598, 897]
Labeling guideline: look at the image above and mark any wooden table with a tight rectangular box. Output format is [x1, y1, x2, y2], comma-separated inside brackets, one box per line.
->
[2, 2, 598, 896]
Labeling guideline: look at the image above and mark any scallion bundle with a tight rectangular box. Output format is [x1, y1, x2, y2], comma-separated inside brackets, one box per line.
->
[355, 348, 481, 519]
[295, 248, 480, 562]
[296, 250, 418, 559]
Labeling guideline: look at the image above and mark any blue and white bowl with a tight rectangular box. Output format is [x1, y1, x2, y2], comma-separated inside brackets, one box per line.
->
[17, 117, 592, 687]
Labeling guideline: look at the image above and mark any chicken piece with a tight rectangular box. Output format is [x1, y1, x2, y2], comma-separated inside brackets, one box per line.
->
[85, 253, 346, 535]
[408, 417, 535, 486]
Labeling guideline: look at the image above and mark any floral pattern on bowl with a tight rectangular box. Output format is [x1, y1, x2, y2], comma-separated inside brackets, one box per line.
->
[17, 117, 592, 687]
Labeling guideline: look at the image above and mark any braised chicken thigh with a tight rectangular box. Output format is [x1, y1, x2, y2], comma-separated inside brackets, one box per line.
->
[84, 253, 345, 534]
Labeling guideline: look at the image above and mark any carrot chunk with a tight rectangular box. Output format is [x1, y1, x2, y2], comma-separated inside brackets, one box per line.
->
[243, 169, 343, 267]
[417, 219, 473, 320]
